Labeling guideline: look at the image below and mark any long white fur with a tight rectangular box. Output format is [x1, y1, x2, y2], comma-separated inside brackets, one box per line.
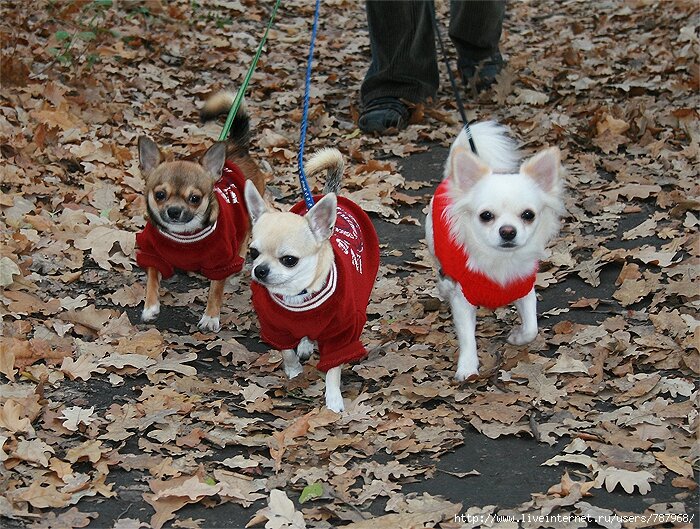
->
[447, 121, 520, 176]
[427, 121, 564, 381]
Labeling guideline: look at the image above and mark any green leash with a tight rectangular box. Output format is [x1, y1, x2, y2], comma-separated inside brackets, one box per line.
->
[218, 0, 282, 141]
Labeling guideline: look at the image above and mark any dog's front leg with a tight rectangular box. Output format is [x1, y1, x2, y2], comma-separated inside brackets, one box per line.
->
[446, 285, 479, 381]
[282, 348, 304, 379]
[324, 366, 344, 412]
[507, 288, 538, 345]
[142, 267, 161, 322]
[198, 278, 226, 332]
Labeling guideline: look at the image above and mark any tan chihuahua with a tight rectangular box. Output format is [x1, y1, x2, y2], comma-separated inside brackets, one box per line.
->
[136, 94, 265, 331]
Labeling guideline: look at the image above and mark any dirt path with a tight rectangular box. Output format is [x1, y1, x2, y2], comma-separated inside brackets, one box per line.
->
[1, 1, 697, 528]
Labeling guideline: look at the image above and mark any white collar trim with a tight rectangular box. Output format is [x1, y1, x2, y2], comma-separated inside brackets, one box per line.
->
[156, 221, 217, 244]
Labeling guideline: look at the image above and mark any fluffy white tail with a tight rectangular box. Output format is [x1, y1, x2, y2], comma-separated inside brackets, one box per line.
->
[451, 121, 519, 174]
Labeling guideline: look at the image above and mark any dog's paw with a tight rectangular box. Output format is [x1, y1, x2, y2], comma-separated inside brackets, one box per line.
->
[325, 392, 344, 413]
[455, 367, 479, 382]
[282, 349, 304, 379]
[507, 325, 538, 346]
[141, 304, 160, 322]
[296, 337, 315, 361]
[284, 363, 304, 379]
[198, 314, 221, 333]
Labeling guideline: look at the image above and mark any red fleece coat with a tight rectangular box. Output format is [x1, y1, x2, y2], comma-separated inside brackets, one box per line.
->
[432, 180, 537, 309]
[251, 196, 379, 372]
[136, 161, 249, 280]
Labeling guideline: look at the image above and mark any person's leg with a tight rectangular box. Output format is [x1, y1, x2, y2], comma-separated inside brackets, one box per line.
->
[449, 0, 505, 90]
[360, 0, 438, 132]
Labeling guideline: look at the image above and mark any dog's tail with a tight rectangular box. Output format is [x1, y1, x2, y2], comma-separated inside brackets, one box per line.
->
[200, 91, 251, 153]
[304, 148, 344, 195]
[456, 121, 520, 174]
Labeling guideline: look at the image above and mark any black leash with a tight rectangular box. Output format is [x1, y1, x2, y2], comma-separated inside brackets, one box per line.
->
[429, 3, 478, 155]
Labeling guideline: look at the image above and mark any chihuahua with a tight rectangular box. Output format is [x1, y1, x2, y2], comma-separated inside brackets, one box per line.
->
[426, 121, 565, 381]
[136, 93, 265, 332]
[243, 149, 379, 412]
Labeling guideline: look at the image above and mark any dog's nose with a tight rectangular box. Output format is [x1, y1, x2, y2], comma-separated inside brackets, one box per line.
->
[166, 206, 183, 220]
[254, 264, 269, 280]
[499, 225, 517, 241]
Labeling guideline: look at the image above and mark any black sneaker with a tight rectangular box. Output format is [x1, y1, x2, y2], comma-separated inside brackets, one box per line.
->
[358, 97, 410, 133]
[460, 52, 504, 92]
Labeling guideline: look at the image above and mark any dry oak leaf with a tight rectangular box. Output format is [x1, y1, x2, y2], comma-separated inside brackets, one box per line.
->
[15, 481, 71, 509]
[14, 438, 55, 467]
[0, 399, 35, 434]
[61, 352, 106, 381]
[595, 467, 655, 494]
[66, 439, 104, 464]
[29, 507, 98, 529]
[0, 435, 8, 461]
[213, 470, 267, 507]
[248, 489, 306, 529]
[73, 227, 135, 271]
[0, 256, 21, 287]
[61, 406, 96, 431]
[29, 105, 87, 132]
[0, 336, 28, 381]
[99, 353, 156, 371]
[654, 452, 694, 478]
[342, 493, 461, 529]
[153, 475, 222, 501]
[146, 351, 198, 376]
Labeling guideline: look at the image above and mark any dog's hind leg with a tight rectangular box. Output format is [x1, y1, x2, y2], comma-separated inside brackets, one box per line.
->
[507, 288, 538, 345]
[324, 365, 344, 412]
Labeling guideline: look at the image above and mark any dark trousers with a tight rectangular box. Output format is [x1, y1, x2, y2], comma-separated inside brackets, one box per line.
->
[361, 0, 506, 104]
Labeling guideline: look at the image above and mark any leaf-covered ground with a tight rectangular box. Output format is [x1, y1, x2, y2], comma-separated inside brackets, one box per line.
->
[1, 1, 698, 528]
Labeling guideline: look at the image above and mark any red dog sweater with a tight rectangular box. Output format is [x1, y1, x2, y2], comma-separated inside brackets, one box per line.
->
[251, 196, 379, 372]
[432, 180, 537, 309]
[136, 161, 249, 280]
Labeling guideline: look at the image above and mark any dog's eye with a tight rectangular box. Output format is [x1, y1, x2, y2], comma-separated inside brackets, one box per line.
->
[521, 209, 535, 222]
[154, 190, 167, 202]
[479, 211, 494, 222]
[188, 194, 201, 205]
[280, 255, 299, 268]
[249, 248, 260, 260]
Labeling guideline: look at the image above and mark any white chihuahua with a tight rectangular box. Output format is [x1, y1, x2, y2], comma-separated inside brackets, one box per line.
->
[244, 149, 380, 412]
[426, 122, 565, 381]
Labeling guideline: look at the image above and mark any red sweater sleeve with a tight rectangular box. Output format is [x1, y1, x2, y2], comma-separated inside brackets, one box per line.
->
[135, 226, 175, 279]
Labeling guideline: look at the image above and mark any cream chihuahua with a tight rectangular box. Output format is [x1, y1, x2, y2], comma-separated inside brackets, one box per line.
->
[426, 122, 565, 381]
[244, 149, 379, 412]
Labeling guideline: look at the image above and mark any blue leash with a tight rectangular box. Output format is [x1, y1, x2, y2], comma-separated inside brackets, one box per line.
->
[297, 0, 321, 209]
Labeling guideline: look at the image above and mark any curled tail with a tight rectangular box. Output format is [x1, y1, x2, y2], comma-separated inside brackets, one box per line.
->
[304, 148, 344, 195]
[200, 91, 251, 154]
[452, 121, 520, 174]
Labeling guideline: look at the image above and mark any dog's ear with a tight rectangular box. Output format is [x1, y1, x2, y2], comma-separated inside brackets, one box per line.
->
[306, 193, 337, 242]
[201, 142, 227, 180]
[244, 180, 268, 224]
[450, 147, 490, 190]
[521, 147, 560, 191]
[138, 136, 162, 176]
